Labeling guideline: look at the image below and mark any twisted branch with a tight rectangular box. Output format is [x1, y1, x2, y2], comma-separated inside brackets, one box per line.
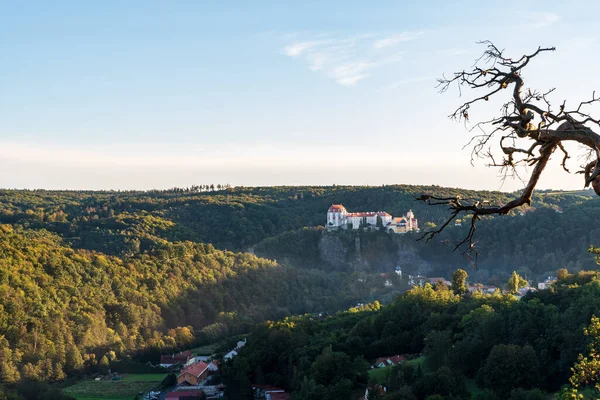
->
[421, 41, 600, 253]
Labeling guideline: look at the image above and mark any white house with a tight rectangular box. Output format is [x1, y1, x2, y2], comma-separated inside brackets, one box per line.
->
[235, 338, 247, 350]
[224, 350, 238, 360]
[327, 204, 418, 233]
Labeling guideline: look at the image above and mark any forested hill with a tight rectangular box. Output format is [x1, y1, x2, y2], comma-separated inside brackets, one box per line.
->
[0, 224, 385, 384]
[0, 185, 594, 254]
[227, 267, 600, 399]
[255, 199, 600, 283]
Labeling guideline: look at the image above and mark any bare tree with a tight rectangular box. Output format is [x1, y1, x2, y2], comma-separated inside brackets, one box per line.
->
[419, 41, 600, 253]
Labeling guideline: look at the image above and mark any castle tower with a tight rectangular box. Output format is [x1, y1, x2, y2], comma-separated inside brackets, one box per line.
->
[327, 204, 347, 227]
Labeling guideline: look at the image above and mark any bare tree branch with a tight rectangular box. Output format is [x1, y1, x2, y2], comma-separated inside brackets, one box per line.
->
[421, 41, 600, 254]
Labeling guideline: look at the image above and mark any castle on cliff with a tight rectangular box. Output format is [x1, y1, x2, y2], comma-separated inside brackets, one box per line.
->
[326, 204, 418, 233]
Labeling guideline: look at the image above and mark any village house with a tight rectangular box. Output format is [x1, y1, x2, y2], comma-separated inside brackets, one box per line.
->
[223, 337, 247, 361]
[408, 275, 427, 287]
[223, 349, 237, 361]
[537, 276, 557, 290]
[515, 286, 537, 300]
[177, 361, 210, 386]
[165, 390, 204, 400]
[326, 204, 418, 233]
[160, 350, 193, 368]
[253, 384, 290, 400]
[207, 360, 219, 374]
[373, 355, 406, 368]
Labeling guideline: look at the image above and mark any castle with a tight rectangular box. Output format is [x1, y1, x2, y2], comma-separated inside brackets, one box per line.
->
[327, 204, 418, 233]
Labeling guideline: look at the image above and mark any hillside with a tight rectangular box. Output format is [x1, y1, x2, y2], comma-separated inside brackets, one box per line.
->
[227, 266, 600, 399]
[0, 225, 394, 385]
[0, 185, 596, 398]
[0, 185, 594, 255]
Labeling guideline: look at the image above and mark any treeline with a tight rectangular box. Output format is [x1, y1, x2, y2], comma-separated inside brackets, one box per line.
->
[0, 185, 592, 253]
[0, 225, 390, 387]
[227, 262, 600, 399]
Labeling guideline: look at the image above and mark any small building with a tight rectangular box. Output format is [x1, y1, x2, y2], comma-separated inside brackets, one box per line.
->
[161, 350, 194, 368]
[408, 275, 427, 287]
[373, 355, 406, 368]
[253, 385, 289, 400]
[177, 361, 210, 386]
[236, 338, 247, 350]
[537, 276, 557, 290]
[207, 360, 219, 373]
[165, 391, 203, 400]
[395, 266, 402, 277]
[223, 349, 238, 360]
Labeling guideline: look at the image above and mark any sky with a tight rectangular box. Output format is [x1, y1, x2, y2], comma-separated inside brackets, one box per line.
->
[1, 0, 600, 190]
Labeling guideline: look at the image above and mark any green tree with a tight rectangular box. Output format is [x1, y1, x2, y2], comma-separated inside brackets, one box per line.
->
[451, 269, 468, 295]
[568, 315, 600, 396]
[479, 344, 540, 397]
[507, 271, 528, 294]
[557, 268, 569, 281]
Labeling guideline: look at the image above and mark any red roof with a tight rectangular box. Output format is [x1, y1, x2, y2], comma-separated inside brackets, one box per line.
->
[268, 393, 290, 400]
[174, 350, 193, 362]
[160, 355, 174, 364]
[374, 355, 406, 367]
[166, 391, 202, 400]
[179, 361, 209, 378]
[389, 355, 406, 364]
[347, 212, 391, 217]
[328, 204, 346, 212]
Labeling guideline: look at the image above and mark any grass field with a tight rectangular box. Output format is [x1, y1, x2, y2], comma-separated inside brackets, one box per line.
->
[121, 373, 167, 382]
[189, 342, 219, 356]
[405, 356, 425, 369]
[368, 365, 392, 384]
[64, 374, 166, 400]
[368, 356, 426, 385]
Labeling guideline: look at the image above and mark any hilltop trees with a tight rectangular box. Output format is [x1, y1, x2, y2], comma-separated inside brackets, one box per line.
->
[507, 271, 529, 294]
[451, 269, 468, 295]
[419, 42, 600, 251]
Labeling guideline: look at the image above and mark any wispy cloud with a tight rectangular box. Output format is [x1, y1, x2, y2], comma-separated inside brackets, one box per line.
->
[281, 32, 421, 86]
[385, 76, 436, 90]
[373, 32, 424, 49]
[439, 48, 471, 57]
[523, 12, 561, 29]
[283, 40, 329, 57]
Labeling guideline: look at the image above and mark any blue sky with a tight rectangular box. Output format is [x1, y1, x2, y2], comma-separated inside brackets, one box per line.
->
[1, 0, 599, 190]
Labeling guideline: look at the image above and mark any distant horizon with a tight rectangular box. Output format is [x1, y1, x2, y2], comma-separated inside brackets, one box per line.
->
[0, 182, 594, 194]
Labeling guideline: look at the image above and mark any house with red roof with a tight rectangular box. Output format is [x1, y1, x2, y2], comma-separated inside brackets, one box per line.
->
[165, 391, 204, 400]
[177, 361, 210, 385]
[253, 384, 289, 400]
[160, 350, 194, 368]
[373, 355, 406, 368]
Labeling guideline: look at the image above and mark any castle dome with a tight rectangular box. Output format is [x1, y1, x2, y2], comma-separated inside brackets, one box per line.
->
[328, 204, 346, 212]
